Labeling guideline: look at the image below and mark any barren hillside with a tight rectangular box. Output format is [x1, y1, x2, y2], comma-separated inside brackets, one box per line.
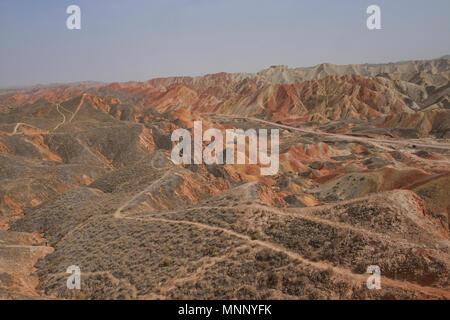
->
[0, 57, 449, 299]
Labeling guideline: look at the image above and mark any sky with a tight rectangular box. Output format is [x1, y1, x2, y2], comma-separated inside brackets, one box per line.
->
[1, 0, 449, 88]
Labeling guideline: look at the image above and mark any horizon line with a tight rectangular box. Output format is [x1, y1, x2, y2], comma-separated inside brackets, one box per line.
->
[1, 54, 448, 91]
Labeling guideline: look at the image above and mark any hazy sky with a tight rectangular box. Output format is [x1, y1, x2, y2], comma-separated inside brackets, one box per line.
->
[1, 0, 449, 87]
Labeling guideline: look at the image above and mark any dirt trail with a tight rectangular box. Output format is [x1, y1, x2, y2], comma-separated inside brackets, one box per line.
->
[127, 215, 450, 299]
[138, 203, 440, 248]
[208, 114, 450, 151]
[57, 169, 171, 244]
[156, 244, 249, 295]
[68, 94, 86, 123]
[11, 123, 47, 135]
[109, 179, 450, 298]
[113, 170, 174, 219]
[10, 94, 86, 135]
[249, 117, 450, 151]
[52, 104, 66, 131]
[75, 137, 114, 169]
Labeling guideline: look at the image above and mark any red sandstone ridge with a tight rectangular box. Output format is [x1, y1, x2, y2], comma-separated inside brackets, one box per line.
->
[86, 74, 416, 123]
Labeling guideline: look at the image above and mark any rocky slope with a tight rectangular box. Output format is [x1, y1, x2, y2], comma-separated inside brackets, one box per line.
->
[0, 57, 449, 299]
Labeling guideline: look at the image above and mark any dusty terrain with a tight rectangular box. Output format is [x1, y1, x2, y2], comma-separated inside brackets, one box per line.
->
[0, 57, 449, 299]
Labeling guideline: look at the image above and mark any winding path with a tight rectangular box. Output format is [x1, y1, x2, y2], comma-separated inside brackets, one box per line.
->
[107, 175, 450, 299]
[11, 123, 47, 135]
[68, 94, 86, 123]
[208, 114, 450, 151]
[10, 94, 86, 135]
[52, 104, 66, 131]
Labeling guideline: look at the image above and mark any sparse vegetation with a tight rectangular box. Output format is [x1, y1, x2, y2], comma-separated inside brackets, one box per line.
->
[1, 57, 449, 300]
